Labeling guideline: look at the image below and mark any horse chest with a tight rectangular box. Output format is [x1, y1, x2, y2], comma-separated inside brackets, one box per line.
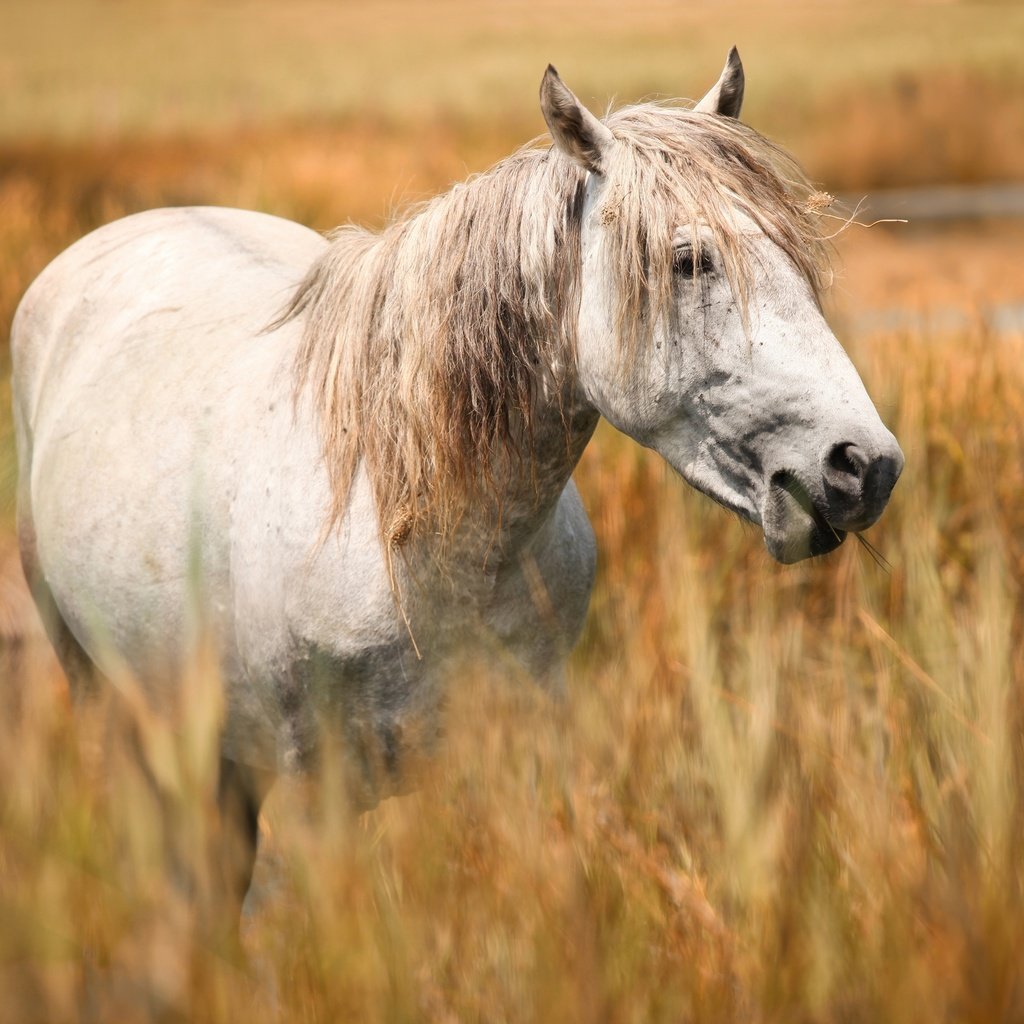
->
[236, 480, 596, 796]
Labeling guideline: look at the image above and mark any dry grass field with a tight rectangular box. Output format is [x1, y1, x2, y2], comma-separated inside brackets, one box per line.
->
[2, 2, 1024, 1021]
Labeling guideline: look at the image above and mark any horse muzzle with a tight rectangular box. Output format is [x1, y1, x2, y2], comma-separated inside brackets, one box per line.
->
[761, 435, 904, 564]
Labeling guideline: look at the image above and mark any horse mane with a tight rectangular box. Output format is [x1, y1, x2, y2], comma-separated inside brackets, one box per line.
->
[278, 102, 831, 549]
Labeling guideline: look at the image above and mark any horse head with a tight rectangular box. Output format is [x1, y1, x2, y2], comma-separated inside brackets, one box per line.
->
[542, 50, 903, 562]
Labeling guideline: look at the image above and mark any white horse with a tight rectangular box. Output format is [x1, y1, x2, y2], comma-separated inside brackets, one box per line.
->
[11, 49, 902, 913]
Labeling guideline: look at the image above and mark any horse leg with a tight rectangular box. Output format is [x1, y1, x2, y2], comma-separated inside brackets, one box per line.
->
[20, 493, 277, 943]
[17, 506, 102, 701]
[212, 757, 275, 936]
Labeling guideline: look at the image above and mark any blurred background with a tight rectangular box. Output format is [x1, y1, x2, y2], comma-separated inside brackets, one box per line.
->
[2, 2, 1024, 1021]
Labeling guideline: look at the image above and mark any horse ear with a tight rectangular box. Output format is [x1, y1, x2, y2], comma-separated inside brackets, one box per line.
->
[694, 46, 745, 119]
[540, 66, 614, 175]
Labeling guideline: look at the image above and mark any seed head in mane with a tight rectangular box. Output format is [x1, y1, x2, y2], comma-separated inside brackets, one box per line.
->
[278, 100, 831, 553]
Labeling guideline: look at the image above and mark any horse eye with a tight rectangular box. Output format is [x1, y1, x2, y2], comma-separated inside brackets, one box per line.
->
[672, 247, 714, 278]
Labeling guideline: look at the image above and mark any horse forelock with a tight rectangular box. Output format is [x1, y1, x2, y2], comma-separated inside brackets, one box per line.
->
[282, 101, 831, 550]
[600, 104, 832, 355]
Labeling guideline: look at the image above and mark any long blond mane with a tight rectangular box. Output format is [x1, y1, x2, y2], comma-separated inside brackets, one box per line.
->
[279, 103, 830, 548]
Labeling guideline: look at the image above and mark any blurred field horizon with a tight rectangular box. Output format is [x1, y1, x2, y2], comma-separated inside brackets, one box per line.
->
[3, 1, 1024, 1021]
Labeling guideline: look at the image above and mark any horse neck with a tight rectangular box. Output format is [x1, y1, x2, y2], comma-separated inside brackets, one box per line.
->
[485, 365, 599, 548]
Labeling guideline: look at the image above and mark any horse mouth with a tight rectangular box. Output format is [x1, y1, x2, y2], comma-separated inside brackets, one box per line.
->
[763, 471, 847, 564]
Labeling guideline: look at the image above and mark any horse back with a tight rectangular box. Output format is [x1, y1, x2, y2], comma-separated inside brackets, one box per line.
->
[12, 207, 324, 428]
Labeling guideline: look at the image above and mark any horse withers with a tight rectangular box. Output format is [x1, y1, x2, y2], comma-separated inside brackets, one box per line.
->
[10, 49, 902, 918]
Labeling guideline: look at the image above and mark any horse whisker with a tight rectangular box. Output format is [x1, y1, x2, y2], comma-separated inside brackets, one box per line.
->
[854, 532, 891, 572]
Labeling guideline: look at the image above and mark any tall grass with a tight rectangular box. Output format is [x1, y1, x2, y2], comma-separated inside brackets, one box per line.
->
[2, 318, 1023, 1020]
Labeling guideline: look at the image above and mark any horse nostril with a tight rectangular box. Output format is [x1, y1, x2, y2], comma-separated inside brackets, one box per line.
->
[822, 440, 903, 531]
[826, 442, 868, 484]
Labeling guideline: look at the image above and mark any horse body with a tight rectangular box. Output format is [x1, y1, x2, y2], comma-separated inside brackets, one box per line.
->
[13, 206, 596, 794]
[12, 50, 905, 915]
